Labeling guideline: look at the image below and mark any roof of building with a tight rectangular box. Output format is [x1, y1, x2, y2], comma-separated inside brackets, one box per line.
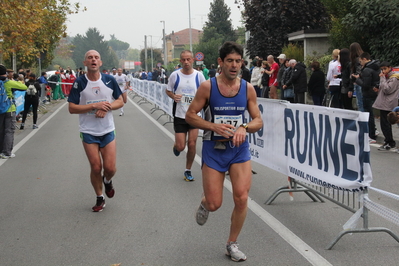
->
[166, 28, 203, 46]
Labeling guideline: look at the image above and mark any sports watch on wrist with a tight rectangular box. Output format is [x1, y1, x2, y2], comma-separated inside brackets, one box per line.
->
[240, 123, 248, 131]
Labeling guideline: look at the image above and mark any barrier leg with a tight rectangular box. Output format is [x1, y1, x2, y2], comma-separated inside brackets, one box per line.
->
[326, 227, 399, 250]
[327, 203, 399, 249]
[264, 183, 323, 205]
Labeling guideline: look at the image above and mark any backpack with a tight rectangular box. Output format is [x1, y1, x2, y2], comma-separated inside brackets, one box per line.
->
[0, 80, 12, 114]
[27, 84, 37, 96]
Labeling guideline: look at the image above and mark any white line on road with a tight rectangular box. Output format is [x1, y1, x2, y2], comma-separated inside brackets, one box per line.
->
[129, 97, 332, 266]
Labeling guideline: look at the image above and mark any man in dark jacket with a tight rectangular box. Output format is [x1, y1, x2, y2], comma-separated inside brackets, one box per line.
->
[352, 52, 380, 143]
[283, 59, 307, 103]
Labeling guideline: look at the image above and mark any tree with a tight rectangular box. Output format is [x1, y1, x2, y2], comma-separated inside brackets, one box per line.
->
[341, 0, 399, 64]
[108, 34, 130, 61]
[71, 28, 118, 70]
[320, 0, 367, 52]
[237, 0, 329, 58]
[140, 48, 163, 71]
[196, 0, 238, 68]
[0, 0, 84, 69]
[203, 0, 237, 43]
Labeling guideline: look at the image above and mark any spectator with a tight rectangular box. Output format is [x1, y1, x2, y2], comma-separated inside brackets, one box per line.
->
[284, 59, 307, 104]
[147, 70, 153, 81]
[260, 61, 270, 98]
[277, 54, 287, 99]
[326, 49, 342, 108]
[240, 61, 250, 83]
[250, 59, 262, 97]
[152, 68, 159, 82]
[208, 64, 216, 79]
[0, 64, 28, 159]
[308, 61, 325, 106]
[140, 70, 147, 80]
[38, 72, 49, 104]
[372, 61, 399, 150]
[20, 73, 41, 130]
[338, 48, 354, 110]
[202, 64, 209, 80]
[352, 52, 380, 143]
[6, 69, 14, 80]
[281, 59, 294, 103]
[264, 55, 279, 99]
[349, 42, 365, 111]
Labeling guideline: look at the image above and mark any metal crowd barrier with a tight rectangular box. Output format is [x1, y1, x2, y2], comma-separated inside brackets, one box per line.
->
[265, 178, 399, 249]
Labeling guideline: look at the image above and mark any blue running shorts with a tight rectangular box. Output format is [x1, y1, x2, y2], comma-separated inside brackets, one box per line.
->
[80, 131, 115, 148]
[202, 140, 251, 172]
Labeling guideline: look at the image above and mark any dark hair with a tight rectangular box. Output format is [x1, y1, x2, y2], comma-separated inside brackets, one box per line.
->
[41, 72, 46, 76]
[29, 73, 36, 79]
[360, 52, 371, 60]
[310, 61, 321, 71]
[387, 111, 399, 124]
[256, 59, 262, 67]
[339, 48, 350, 69]
[380, 61, 391, 68]
[219, 41, 243, 61]
[13, 73, 19, 80]
[350, 42, 364, 73]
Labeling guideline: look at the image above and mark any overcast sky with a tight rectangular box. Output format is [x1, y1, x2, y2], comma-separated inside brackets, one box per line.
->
[66, 0, 243, 50]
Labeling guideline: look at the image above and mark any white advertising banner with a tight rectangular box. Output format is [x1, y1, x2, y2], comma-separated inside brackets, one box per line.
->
[131, 80, 372, 191]
[245, 98, 372, 191]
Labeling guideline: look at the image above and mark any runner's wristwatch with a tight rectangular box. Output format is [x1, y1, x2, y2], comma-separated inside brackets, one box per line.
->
[240, 123, 248, 131]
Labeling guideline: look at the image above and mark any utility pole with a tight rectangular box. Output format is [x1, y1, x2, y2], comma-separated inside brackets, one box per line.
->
[160, 20, 167, 67]
[144, 35, 148, 72]
[188, 0, 192, 52]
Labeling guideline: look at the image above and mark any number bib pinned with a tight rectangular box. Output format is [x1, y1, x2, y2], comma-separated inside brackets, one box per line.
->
[214, 114, 242, 137]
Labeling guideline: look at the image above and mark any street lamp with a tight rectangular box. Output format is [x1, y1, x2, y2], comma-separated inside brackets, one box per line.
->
[148, 35, 154, 70]
[160, 20, 167, 67]
[188, 0, 193, 52]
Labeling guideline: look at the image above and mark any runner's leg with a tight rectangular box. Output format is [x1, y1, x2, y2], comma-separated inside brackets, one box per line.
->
[83, 142, 103, 196]
[227, 161, 252, 242]
[186, 128, 199, 169]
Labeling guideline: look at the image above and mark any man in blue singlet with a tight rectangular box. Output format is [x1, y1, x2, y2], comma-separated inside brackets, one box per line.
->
[68, 50, 124, 212]
[166, 50, 206, 181]
[186, 42, 263, 262]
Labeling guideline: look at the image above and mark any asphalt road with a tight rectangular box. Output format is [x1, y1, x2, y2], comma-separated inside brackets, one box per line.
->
[1, 95, 399, 266]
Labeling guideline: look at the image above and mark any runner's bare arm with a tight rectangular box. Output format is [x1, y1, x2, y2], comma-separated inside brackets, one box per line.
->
[245, 82, 263, 133]
[68, 95, 123, 115]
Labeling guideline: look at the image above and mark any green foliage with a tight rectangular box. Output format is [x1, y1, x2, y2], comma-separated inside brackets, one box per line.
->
[203, 0, 237, 43]
[194, 38, 224, 69]
[342, 0, 399, 64]
[108, 35, 130, 51]
[197, 0, 237, 68]
[282, 43, 304, 62]
[304, 53, 332, 76]
[237, 0, 329, 58]
[140, 48, 163, 71]
[126, 49, 140, 61]
[71, 28, 118, 71]
[50, 55, 76, 71]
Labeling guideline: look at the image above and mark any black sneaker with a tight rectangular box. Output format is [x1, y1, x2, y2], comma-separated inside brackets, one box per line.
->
[378, 143, 394, 151]
[19, 125, 24, 130]
[103, 178, 115, 198]
[92, 197, 105, 212]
